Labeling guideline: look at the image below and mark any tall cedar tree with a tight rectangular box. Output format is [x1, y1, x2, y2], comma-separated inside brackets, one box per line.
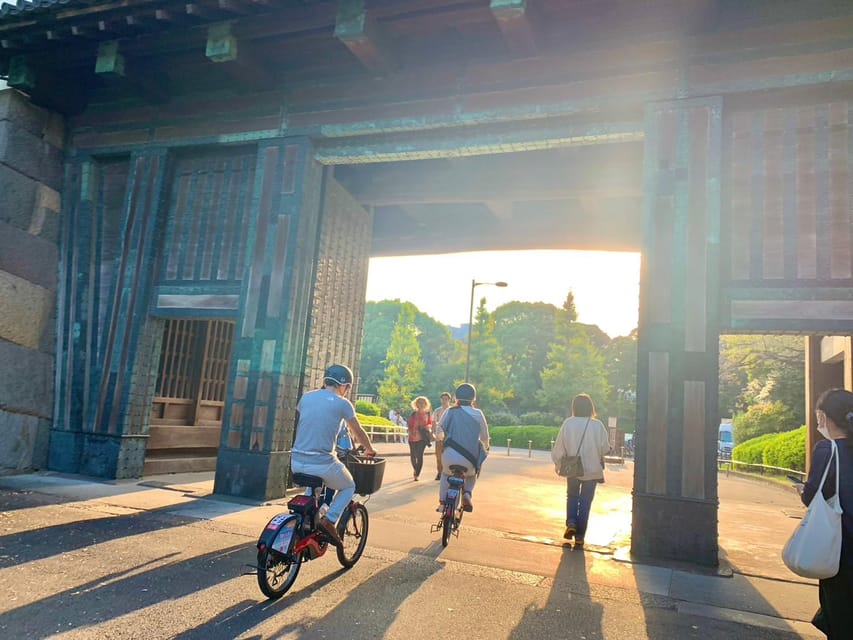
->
[537, 292, 611, 416]
[361, 300, 461, 402]
[466, 298, 511, 411]
[377, 303, 424, 414]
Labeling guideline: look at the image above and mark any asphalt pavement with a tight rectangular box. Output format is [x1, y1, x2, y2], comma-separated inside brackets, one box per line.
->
[0, 442, 824, 640]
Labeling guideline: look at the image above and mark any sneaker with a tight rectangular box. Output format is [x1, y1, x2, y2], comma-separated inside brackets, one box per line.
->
[435, 473, 441, 481]
[413, 475, 419, 481]
[436, 502, 445, 513]
[574, 538, 585, 548]
[563, 524, 576, 541]
[318, 516, 343, 547]
[462, 493, 473, 512]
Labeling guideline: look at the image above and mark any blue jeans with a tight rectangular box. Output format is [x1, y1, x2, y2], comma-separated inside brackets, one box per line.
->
[566, 478, 598, 540]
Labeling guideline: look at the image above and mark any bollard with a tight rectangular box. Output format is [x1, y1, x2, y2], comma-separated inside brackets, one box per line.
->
[507, 438, 512, 456]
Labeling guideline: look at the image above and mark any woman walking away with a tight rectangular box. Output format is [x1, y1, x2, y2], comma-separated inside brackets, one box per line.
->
[407, 396, 433, 481]
[551, 393, 610, 548]
[802, 388, 853, 639]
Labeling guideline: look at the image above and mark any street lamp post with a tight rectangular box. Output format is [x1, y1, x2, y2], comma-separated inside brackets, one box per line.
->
[465, 279, 508, 382]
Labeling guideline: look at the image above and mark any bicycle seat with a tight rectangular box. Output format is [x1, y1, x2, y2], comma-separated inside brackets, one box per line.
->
[449, 465, 467, 475]
[292, 472, 324, 488]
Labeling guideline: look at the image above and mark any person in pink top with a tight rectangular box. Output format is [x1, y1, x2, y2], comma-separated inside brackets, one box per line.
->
[406, 395, 433, 481]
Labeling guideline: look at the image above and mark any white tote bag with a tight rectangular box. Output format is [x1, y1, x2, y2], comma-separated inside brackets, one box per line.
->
[781, 439, 843, 579]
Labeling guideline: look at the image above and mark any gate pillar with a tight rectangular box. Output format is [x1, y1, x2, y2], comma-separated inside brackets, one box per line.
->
[632, 97, 722, 565]
[51, 150, 168, 479]
[804, 335, 849, 469]
[214, 139, 324, 500]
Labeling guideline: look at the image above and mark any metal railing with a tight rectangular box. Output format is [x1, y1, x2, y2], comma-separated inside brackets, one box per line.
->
[718, 458, 805, 481]
[363, 424, 408, 443]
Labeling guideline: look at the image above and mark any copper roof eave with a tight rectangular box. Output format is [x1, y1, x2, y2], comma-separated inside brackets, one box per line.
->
[0, 0, 126, 22]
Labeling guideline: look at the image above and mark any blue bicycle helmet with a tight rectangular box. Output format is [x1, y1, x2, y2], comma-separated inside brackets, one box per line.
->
[455, 383, 476, 404]
[324, 364, 353, 386]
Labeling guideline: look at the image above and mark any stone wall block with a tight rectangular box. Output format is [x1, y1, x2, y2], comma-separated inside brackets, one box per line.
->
[0, 271, 53, 350]
[39, 307, 56, 355]
[0, 339, 54, 418]
[29, 184, 62, 243]
[0, 89, 49, 139]
[32, 417, 51, 469]
[0, 120, 64, 191]
[43, 111, 64, 149]
[0, 163, 37, 231]
[0, 409, 40, 472]
[0, 220, 58, 289]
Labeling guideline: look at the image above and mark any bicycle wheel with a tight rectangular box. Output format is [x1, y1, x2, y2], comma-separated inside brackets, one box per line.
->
[441, 513, 453, 546]
[336, 504, 369, 568]
[257, 548, 301, 599]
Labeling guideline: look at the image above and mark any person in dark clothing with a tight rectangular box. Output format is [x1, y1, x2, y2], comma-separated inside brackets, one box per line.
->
[801, 388, 853, 639]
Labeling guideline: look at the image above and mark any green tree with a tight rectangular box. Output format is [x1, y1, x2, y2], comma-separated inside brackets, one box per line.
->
[719, 335, 805, 424]
[537, 291, 610, 415]
[360, 300, 406, 396]
[603, 330, 638, 432]
[493, 301, 558, 415]
[415, 311, 463, 402]
[466, 298, 511, 412]
[360, 300, 461, 401]
[377, 303, 424, 412]
[731, 401, 798, 445]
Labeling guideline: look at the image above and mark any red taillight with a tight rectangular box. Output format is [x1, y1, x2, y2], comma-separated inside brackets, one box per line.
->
[258, 543, 267, 552]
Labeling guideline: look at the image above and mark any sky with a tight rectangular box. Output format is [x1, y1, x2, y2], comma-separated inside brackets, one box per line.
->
[365, 249, 641, 339]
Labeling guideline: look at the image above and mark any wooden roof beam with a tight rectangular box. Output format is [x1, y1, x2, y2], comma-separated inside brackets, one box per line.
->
[339, 157, 643, 206]
[334, 0, 395, 77]
[71, 25, 97, 38]
[95, 40, 170, 103]
[205, 21, 273, 91]
[490, 0, 539, 57]
[217, 0, 252, 16]
[185, 3, 217, 21]
[7, 54, 88, 113]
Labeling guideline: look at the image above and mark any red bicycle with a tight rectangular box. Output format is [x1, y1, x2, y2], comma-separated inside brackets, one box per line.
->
[255, 449, 384, 599]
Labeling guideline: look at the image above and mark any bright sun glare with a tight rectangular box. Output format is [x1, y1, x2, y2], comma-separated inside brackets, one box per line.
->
[366, 249, 640, 338]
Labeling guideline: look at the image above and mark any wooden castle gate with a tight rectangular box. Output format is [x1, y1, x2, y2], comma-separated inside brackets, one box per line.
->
[2, 0, 853, 565]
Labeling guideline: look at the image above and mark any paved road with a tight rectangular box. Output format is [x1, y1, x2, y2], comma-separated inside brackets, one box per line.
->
[0, 447, 821, 639]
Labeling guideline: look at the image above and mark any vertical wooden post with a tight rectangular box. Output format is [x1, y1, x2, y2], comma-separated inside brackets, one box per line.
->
[632, 97, 723, 566]
[804, 335, 846, 470]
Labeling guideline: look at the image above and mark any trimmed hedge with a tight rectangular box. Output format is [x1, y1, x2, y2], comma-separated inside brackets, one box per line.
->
[489, 425, 560, 450]
[356, 400, 381, 416]
[732, 427, 806, 472]
[762, 426, 806, 472]
[486, 411, 519, 426]
[357, 413, 395, 426]
[519, 411, 562, 427]
[732, 432, 777, 465]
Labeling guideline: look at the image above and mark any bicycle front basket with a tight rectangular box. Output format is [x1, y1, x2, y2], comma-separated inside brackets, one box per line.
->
[346, 456, 386, 494]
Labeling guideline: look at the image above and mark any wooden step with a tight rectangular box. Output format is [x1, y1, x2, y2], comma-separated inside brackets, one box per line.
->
[148, 425, 221, 449]
[142, 456, 218, 476]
